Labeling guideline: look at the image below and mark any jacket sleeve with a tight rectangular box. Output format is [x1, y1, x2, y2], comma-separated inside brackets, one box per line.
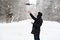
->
[30, 13, 36, 20]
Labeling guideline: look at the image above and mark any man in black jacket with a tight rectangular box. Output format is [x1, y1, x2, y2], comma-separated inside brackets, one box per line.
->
[29, 12, 43, 40]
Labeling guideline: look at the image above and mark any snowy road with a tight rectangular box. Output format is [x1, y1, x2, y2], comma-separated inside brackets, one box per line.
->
[0, 19, 60, 40]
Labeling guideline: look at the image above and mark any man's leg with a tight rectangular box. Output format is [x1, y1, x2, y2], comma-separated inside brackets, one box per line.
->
[34, 34, 40, 40]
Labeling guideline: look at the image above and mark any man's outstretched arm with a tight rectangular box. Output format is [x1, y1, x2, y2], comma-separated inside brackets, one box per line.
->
[30, 13, 36, 20]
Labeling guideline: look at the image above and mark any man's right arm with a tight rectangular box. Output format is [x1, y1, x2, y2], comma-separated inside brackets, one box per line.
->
[30, 13, 36, 20]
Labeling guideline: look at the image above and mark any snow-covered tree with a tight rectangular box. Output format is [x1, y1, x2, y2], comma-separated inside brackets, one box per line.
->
[36, 0, 60, 22]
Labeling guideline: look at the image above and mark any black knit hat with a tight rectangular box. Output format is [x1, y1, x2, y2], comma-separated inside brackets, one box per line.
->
[38, 12, 42, 16]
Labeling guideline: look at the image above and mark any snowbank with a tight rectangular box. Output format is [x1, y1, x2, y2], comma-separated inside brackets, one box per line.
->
[0, 19, 60, 40]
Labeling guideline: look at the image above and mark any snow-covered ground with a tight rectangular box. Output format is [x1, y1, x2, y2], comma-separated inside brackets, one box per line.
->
[0, 19, 60, 40]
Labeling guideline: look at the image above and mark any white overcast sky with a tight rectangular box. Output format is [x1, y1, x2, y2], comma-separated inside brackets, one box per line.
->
[29, 0, 37, 4]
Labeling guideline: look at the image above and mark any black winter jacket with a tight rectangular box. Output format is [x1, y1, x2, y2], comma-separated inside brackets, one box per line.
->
[30, 13, 43, 34]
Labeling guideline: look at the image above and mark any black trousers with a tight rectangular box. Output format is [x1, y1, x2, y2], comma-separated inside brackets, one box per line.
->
[34, 33, 40, 40]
